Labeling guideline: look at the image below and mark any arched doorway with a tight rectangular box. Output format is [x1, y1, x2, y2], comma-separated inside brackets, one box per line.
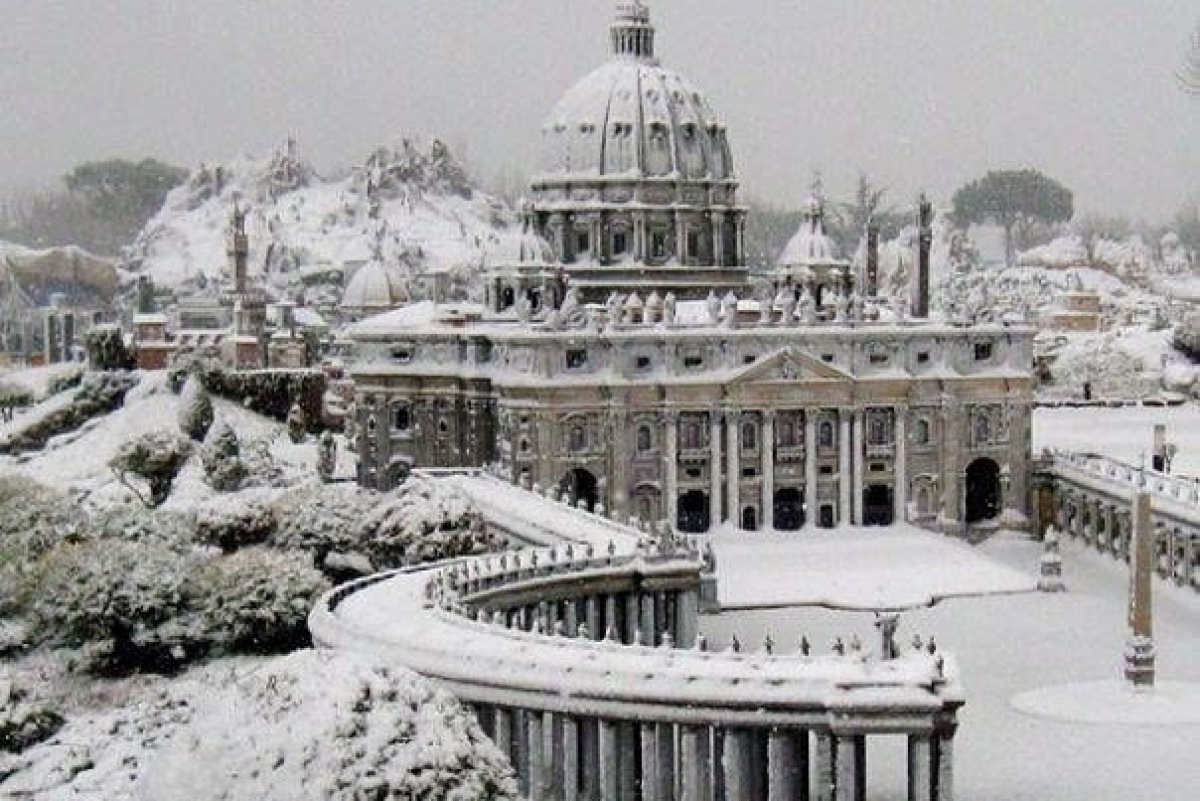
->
[676, 490, 710, 533]
[774, 487, 804, 531]
[965, 458, 1001, 523]
[862, 484, 894, 526]
[559, 468, 599, 511]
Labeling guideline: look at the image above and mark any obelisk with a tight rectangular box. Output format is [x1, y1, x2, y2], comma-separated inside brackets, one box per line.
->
[1124, 491, 1155, 687]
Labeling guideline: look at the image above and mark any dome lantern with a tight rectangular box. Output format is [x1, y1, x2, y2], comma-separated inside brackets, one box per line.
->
[610, 3, 656, 62]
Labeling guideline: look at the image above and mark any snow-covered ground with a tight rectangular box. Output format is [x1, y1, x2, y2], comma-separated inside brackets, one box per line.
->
[705, 535, 1200, 801]
[1033, 403, 1200, 476]
[713, 526, 1036, 610]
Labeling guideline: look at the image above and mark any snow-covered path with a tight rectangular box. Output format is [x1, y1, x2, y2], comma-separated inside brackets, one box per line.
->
[704, 535, 1200, 801]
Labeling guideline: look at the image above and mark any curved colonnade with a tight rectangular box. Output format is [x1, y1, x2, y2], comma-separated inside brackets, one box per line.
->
[1042, 452, 1200, 591]
[311, 538, 963, 801]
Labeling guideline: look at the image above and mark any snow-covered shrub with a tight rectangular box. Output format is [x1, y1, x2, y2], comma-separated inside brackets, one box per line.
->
[138, 649, 520, 801]
[1174, 312, 1200, 362]
[195, 501, 276, 553]
[177, 376, 214, 442]
[95, 507, 195, 550]
[191, 548, 328, 653]
[0, 381, 33, 410]
[45, 367, 84, 397]
[24, 539, 199, 674]
[84, 324, 133, 371]
[270, 481, 376, 555]
[0, 477, 87, 560]
[200, 419, 245, 491]
[0, 678, 64, 753]
[109, 429, 193, 507]
[0, 371, 139, 455]
[357, 476, 494, 568]
[286, 401, 307, 443]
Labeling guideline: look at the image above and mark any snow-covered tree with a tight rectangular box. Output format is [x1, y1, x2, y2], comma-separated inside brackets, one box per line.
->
[109, 430, 193, 507]
[357, 476, 494, 568]
[177, 376, 214, 442]
[951, 169, 1074, 267]
[191, 548, 328, 653]
[0, 676, 64, 753]
[200, 419, 245, 491]
[84, 324, 133, 371]
[194, 501, 276, 553]
[138, 650, 520, 801]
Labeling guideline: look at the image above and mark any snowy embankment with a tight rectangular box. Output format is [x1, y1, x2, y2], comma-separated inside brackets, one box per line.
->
[1, 651, 520, 801]
[1033, 403, 1200, 477]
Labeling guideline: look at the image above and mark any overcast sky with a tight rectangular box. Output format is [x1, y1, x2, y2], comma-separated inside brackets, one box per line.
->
[1, 0, 1196, 221]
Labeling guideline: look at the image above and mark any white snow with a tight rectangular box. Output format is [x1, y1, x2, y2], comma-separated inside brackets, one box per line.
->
[1011, 679, 1200, 725]
[713, 526, 1036, 610]
[1033, 403, 1200, 477]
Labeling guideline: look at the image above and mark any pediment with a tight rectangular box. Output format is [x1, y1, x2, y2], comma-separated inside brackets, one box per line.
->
[729, 347, 853, 386]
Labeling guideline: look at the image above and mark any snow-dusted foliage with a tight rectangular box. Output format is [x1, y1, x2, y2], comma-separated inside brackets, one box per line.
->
[1175, 311, 1200, 362]
[191, 548, 328, 653]
[0, 675, 64, 753]
[109, 429, 193, 507]
[0, 371, 138, 456]
[194, 500, 276, 553]
[199, 418, 245, 491]
[84, 324, 133, 371]
[359, 475, 495, 567]
[1038, 329, 1169, 399]
[269, 481, 378, 562]
[138, 649, 519, 801]
[0, 476, 86, 560]
[24, 539, 196, 674]
[176, 376, 213, 442]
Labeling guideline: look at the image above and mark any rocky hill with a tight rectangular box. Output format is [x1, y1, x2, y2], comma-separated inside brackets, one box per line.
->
[121, 138, 519, 306]
[0, 242, 118, 307]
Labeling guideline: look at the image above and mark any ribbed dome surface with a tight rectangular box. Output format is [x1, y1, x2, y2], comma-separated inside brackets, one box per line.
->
[341, 261, 408, 311]
[779, 196, 843, 266]
[536, 9, 733, 182]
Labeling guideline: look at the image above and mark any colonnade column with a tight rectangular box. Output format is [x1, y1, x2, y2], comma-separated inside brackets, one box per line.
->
[712, 210, 726, 266]
[680, 725, 712, 801]
[895, 407, 908, 524]
[852, 410, 865, 526]
[934, 729, 955, 801]
[907, 734, 933, 801]
[805, 412, 819, 530]
[762, 411, 776, 531]
[722, 728, 753, 800]
[675, 211, 688, 264]
[527, 711, 548, 800]
[768, 728, 807, 801]
[835, 734, 865, 801]
[665, 411, 678, 531]
[610, 407, 629, 517]
[710, 411, 724, 529]
[562, 716, 580, 801]
[727, 408, 740, 527]
[599, 719, 620, 801]
[814, 731, 836, 801]
[838, 411, 852, 526]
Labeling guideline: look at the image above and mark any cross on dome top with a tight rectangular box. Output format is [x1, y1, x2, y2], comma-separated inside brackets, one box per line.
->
[611, 2, 656, 62]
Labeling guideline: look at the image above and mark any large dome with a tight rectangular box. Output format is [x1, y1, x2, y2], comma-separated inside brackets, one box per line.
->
[341, 260, 408, 314]
[535, 4, 733, 182]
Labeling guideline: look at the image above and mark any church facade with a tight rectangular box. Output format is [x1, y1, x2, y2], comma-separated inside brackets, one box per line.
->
[348, 3, 1035, 536]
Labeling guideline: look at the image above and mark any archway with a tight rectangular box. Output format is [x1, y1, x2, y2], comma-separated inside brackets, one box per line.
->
[676, 490, 710, 533]
[862, 484, 894, 526]
[773, 487, 804, 531]
[741, 506, 757, 531]
[965, 458, 1001, 524]
[559, 468, 599, 511]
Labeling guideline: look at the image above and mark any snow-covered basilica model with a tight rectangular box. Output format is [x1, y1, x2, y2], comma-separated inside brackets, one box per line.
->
[348, 2, 1035, 536]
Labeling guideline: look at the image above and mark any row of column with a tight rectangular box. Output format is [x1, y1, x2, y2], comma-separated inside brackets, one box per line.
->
[496, 587, 701, 648]
[478, 710, 956, 801]
[665, 407, 908, 531]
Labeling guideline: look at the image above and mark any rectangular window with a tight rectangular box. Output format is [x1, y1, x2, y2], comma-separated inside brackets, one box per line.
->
[392, 406, 411, 431]
[741, 466, 757, 478]
[576, 231, 590, 255]
[687, 231, 700, 261]
[612, 231, 628, 255]
[974, 342, 994, 361]
[651, 231, 668, 259]
[635, 355, 652, 370]
[821, 353, 835, 363]
[742, 354, 757, 365]
[685, 467, 703, 479]
[566, 348, 588, 369]
[917, 351, 930, 364]
[391, 346, 413, 363]
[820, 465, 834, 475]
[869, 352, 889, 365]
[870, 462, 886, 472]
[683, 353, 704, 369]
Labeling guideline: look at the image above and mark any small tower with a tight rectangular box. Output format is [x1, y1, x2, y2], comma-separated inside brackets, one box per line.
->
[229, 203, 249, 295]
[913, 193, 933, 318]
[610, 2, 656, 62]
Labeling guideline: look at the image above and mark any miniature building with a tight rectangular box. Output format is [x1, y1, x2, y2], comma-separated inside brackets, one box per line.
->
[348, 3, 1036, 537]
[1044, 274, 1103, 332]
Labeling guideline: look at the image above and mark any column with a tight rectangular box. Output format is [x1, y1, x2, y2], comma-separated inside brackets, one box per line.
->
[605, 595, 618, 640]
[527, 710, 548, 801]
[814, 731, 835, 801]
[676, 588, 700, 647]
[640, 593, 656, 645]
[735, 213, 746, 264]
[934, 731, 954, 801]
[641, 723, 662, 801]
[768, 728, 806, 801]
[586, 596, 600, 639]
[562, 716, 580, 801]
[763, 411, 776, 531]
[665, 411, 679, 530]
[564, 599, 579, 637]
[710, 411, 724, 529]
[722, 729, 753, 801]
[611, 407, 629, 517]
[681, 725, 712, 801]
[805, 412, 818, 530]
[838, 411, 852, 526]
[835, 735, 864, 801]
[619, 723, 638, 800]
[895, 408, 908, 524]
[907, 735, 933, 801]
[727, 408, 740, 527]
[852, 410, 865, 526]
[599, 719, 620, 801]
[580, 718, 600, 801]
[675, 211, 687, 264]
[625, 593, 640, 644]
[712, 210, 726, 266]
[494, 707, 514, 765]
[657, 723, 677, 801]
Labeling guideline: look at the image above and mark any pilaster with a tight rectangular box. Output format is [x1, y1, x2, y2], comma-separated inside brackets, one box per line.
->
[763, 411, 776, 531]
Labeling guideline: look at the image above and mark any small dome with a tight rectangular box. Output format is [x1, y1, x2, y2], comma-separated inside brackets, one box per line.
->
[779, 194, 842, 267]
[484, 225, 555, 267]
[341, 261, 409, 312]
[535, 4, 733, 182]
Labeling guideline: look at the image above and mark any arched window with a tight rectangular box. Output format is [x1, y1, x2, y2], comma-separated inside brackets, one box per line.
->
[637, 425, 653, 453]
[974, 414, 991, 445]
[818, 421, 834, 448]
[867, 412, 891, 446]
[682, 421, 702, 450]
[392, 405, 411, 431]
